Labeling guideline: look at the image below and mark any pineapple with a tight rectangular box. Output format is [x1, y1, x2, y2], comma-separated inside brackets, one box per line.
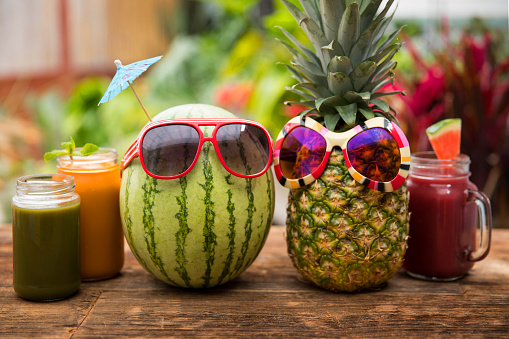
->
[278, 0, 410, 292]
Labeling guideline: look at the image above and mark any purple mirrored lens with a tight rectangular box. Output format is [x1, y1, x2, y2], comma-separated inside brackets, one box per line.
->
[142, 125, 200, 177]
[347, 128, 400, 182]
[216, 124, 270, 175]
[280, 126, 327, 179]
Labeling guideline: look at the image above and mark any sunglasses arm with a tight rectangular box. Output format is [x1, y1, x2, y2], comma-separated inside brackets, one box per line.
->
[120, 139, 140, 174]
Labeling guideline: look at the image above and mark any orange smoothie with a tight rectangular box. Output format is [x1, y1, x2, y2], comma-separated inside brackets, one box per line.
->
[57, 149, 124, 280]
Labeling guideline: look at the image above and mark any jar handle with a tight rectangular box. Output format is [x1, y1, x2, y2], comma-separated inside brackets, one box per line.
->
[467, 189, 492, 262]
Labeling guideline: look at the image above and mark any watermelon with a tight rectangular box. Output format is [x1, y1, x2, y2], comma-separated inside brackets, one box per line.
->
[120, 104, 275, 288]
[425, 118, 461, 160]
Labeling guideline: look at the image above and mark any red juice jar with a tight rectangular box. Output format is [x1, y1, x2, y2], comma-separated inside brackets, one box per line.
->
[403, 152, 492, 281]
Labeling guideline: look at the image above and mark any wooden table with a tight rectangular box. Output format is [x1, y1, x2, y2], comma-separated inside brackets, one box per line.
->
[1, 225, 508, 337]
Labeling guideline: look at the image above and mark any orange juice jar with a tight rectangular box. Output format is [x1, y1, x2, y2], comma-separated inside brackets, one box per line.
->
[57, 148, 124, 280]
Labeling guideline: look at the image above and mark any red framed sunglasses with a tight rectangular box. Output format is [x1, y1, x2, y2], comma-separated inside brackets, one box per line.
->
[273, 116, 411, 192]
[121, 118, 273, 179]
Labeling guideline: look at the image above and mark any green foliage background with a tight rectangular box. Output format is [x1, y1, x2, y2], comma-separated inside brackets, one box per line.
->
[0, 0, 299, 222]
[1, 0, 507, 224]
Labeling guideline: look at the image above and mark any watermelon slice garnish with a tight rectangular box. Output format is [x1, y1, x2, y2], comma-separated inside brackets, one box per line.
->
[426, 118, 461, 160]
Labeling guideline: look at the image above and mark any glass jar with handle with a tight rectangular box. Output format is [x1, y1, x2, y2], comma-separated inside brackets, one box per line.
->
[404, 151, 492, 281]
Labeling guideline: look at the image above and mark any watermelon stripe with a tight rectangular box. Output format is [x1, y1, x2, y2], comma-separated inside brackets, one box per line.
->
[265, 172, 273, 230]
[252, 172, 273, 258]
[229, 129, 257, 276]
[232, 177, 254, 276]
[259, 172, 274, 246]
[174, 175, 192, 287]
[123, 168, 134, 245]
[236, 132, 251, 175]
[241, 216, 265, 271]
[144, 131, 163, 173]
[183, 141, 193, 174]
[217, 174, 236, 285]
[200, 143, 217, 287]
[123, 167, 150, 271]
[141, 176, 177, 285]
[242, 126, 266, 174]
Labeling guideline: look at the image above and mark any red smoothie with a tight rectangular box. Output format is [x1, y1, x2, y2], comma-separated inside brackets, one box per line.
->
[403, 152, 490, 280]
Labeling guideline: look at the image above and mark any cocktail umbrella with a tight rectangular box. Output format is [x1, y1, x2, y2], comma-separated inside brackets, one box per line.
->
[98, 55, 162, 122]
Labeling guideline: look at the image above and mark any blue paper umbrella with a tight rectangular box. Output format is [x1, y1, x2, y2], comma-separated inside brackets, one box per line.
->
[98, 55, 162, 121]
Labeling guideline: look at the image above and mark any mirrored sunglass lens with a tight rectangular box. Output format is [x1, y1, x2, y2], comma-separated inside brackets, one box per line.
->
[142, 125, 200, 177]
[216, 124, 270, 175]
[347, 128, 400, 182]
[280, 127, 327, 179]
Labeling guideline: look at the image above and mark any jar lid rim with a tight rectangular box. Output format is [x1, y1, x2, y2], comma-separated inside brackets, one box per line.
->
[411, 151, 470, 165]
[15, 174, 76, 197]
[56, 147, 117, 161]
[56, 148, 118, 168]
[17, 173, 74, 184]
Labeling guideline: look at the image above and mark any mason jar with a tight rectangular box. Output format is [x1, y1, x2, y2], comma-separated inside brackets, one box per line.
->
[57, 148, 124, 281]
[404, 151, 492, 281]
[12, 174, 81, 301]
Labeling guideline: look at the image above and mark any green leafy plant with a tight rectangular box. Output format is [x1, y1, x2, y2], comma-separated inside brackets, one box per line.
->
[385, 19, 509, 227]
[389, 20, 509, 187]
[147, 0, 302, 137]
[44, 137, 99, 162]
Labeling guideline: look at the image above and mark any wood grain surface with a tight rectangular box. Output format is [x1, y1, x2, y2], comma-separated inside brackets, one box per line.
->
[1, 225, 508, 337]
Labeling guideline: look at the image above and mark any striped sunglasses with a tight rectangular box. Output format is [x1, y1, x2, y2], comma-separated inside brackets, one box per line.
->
[273, 116, 410, 192]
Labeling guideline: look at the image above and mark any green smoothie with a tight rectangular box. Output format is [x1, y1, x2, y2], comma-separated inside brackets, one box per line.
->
[12, 203, 81, 301]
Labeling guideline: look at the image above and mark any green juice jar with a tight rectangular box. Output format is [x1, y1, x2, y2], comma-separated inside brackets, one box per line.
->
[12, 174, 81, 301]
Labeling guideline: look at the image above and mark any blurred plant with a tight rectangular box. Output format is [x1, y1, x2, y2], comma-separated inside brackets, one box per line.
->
[148, 0, 303, 137]
[5, 0, 297, 223]
[389, 18, 509, 226]
[0, 106, 43, 222]
[23, 0, 297, 180]
[214, 81, 254, 113]
[29, 78, 148, 157]
[0, 109, 41, 173]
[28, 91, 66, 153]
[443, 33, 509, 190]
[392, 19, 509, 188]
[198, 0, 260, 15]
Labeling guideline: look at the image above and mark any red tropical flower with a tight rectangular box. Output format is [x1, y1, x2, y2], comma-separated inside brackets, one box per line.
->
[214, 82, 254, 113]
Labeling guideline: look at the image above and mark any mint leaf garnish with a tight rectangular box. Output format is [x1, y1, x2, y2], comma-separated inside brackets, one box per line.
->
[61, 137, 76, 155]
[44, 137, 99, 162]
[44, 150, 70, 162]
[80, 143, 99, 157]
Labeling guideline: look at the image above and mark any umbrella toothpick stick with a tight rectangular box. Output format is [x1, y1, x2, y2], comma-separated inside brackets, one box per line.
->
[128, 81, 152, 122]
[98, 56, 162, 122]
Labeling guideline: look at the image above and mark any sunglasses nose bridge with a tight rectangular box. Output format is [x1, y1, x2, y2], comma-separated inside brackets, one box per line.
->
[326, 132, 350, 150]
[197, 125, 216, 138]
[200, 138, 216, 152]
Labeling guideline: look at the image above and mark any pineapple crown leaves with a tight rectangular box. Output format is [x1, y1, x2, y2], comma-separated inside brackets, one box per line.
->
[279, 0, 406, 131]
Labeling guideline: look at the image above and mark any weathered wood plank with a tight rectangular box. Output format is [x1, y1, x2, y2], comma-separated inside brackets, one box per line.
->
[0, 226, 465, 295]
[0, 287, 101, 338]
[0, 225, 508, 338]
[73, 290, 509, 337]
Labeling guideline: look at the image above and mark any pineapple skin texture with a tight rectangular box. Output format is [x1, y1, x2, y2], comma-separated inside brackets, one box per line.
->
[286, 149, 410, 292]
